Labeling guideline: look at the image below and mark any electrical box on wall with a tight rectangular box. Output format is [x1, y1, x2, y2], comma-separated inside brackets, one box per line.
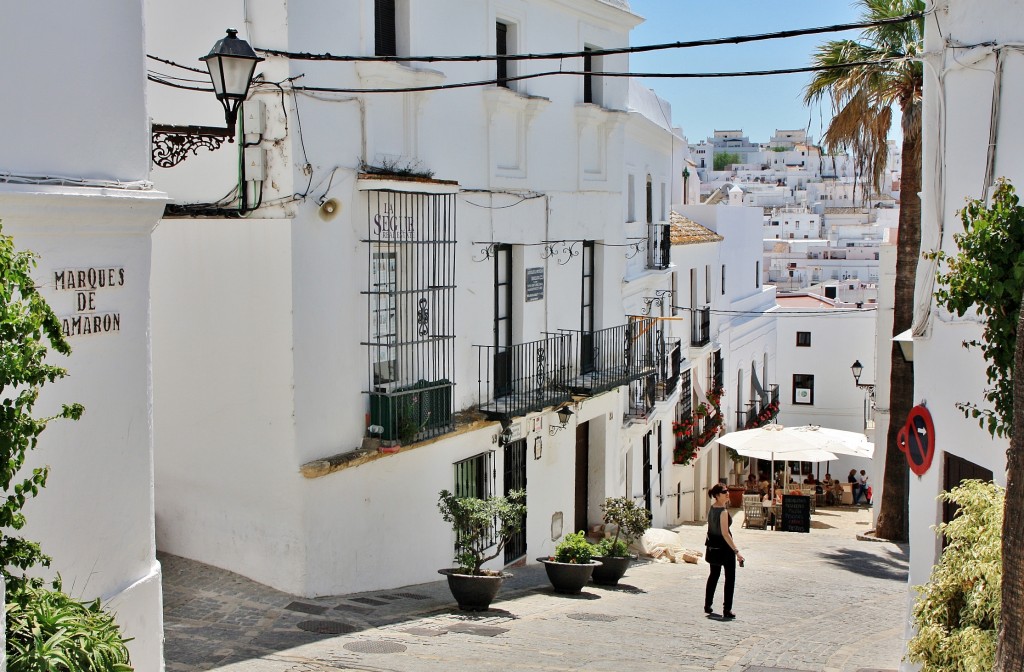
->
[241, 100, 265, 138]
[244, 147, 266, 182]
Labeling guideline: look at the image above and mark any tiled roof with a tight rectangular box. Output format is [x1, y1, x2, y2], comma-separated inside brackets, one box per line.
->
[669, 212, 724, 245]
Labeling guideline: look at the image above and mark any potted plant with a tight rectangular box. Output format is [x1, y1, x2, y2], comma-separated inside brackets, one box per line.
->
[590, 497, 652, 586]
[537, 531, 602, 594]
[437, 489, 526, 611]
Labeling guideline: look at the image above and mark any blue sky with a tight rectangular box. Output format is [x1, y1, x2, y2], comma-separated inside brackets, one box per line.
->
[628, 1, 862, 145]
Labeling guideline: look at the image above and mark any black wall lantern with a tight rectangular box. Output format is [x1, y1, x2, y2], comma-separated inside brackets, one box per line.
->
[850, 359, 874, 393]
[548, 406, 575, 435]
[152, 29, 264, 168]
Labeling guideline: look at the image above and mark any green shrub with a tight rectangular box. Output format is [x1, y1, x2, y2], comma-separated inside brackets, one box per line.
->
[591, 538, 629, 558]
[905, 480, 1002, 671]
[6, 579, 133, 671]
[596, 497, 651, 557]
[0, 224, 84, 598]
[438, 489, 526, 575]
[553, 531, 594, 564]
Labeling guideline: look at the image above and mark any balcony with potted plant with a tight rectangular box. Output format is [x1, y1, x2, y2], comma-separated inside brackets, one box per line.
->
[672, 384, 724, 465]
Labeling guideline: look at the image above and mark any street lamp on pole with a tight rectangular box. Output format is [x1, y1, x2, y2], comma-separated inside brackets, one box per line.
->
[850, 359, 875, 429]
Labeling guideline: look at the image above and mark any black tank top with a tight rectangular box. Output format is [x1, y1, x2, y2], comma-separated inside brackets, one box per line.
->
[707, 505, 731, 549]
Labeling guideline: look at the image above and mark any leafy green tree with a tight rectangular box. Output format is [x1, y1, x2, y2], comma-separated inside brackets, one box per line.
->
[0, 223, 84, 596]
[906, 480, 1002, 671]
[437, 489, 526, 575]
[594, 496, 651, 557]
[804, 0, 925, 542]
[713, 152, 741, 171]
[930, 181, 1024, 671]
[931, 181, 1024, 437]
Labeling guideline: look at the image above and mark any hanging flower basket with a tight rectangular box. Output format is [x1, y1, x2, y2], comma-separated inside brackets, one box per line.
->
[673, 385, 724, 465]
[744, 399, 781, 430]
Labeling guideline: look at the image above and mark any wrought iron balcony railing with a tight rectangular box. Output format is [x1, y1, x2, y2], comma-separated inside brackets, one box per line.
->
[477, 319, 660, 421]
[476, 334, 575, 420]
[369, 379, 454, 444]
[690, 306, 710, 347]
[656, 337, 682, 401]
[647, 223, 672, 271]
[626, 372, 657, 420]
[568, 320, 658, 397]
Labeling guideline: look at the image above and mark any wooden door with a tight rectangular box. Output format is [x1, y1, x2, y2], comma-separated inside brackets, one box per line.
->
[574, 422, 589, 534]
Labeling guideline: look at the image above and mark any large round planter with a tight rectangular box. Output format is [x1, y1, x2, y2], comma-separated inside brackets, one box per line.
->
[537, 558, 602, 594]
[727, 486, 746, 508]
[590, 555, 633, 586]
[438, 568, 510, 611]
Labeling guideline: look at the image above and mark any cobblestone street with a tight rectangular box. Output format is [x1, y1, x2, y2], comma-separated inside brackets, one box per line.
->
[162, 506, 907, 672]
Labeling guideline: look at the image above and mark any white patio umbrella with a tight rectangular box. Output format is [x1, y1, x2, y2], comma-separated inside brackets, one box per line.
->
[716, 423, 870, 497]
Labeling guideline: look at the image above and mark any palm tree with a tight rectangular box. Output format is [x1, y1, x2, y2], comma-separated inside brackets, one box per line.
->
[804, 0, 924, 542]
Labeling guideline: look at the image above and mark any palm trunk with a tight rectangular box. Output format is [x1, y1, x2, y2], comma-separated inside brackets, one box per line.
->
[874, 106, 921, 542]
[994, 291, 1024, 670]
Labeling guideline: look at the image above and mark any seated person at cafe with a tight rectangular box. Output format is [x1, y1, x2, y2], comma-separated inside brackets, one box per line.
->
[828, 479, 845, 505]
[803, 474, 816, 485]
[745, 473, 758, 490]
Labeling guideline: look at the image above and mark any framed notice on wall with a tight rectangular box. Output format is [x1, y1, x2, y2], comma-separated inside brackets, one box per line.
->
[525, 267, 544, 302]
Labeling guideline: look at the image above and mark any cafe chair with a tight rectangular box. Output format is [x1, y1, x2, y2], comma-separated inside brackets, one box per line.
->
[742, 496, 769, 530]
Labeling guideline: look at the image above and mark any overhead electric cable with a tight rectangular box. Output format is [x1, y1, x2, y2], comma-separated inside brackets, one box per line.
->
[148, 74, 213, 92]
[147, 53, 207, 74]
[255, 13, 924, 63]
[288, 59, 906, 95]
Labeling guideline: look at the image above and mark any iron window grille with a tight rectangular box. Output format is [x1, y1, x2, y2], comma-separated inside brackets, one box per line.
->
[454, 451, 497, 552]
[363, 190, 456, 444]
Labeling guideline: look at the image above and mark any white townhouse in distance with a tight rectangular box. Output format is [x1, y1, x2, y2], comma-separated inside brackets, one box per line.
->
[0, 1, 166, 668]
[897, 1, 1023, 666]
[772, 293, 876, 477]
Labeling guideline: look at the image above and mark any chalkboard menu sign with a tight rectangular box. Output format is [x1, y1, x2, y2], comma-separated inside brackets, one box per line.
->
[525, 267, 544, 302]
[780, 495, 811, 533]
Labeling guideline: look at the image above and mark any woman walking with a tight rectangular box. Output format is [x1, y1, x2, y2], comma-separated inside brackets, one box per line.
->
[704, 483, 744, 619]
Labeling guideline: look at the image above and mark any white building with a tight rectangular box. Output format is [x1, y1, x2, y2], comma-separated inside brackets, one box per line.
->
[0, 2, 165, 669]
[898, 1, 1022, 666]
[675, 205, 779, 503]
[773, 294, 877, 478]
[143, 0, 781, 604]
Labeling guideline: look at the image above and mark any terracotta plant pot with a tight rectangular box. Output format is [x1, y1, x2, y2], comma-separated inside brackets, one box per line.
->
[589, 555, 633, 586]
[438, 568, 510, 611]
[537, 558, 602, 594]
[727, 486, 746, 508]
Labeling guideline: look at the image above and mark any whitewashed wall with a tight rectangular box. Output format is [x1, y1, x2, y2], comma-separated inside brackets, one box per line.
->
[773, 300, 876, 481]
[900, 2, 1024, 666]
[1, 1, 165, 668]
[2, 191, 165, 672]
[0, 3, 150, 181]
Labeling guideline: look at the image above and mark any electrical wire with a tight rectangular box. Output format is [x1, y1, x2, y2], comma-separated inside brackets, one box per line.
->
[147, 53, 207, 74]
[147, 69, 211, 84]
[147, 74, 213, 92]
[0, 172, 153, 190]
[287, 59, 909, 95]
[255, 13, 926, 64]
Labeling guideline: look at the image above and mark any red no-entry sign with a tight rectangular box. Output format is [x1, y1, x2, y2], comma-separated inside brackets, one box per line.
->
[897, 405, 935, 476]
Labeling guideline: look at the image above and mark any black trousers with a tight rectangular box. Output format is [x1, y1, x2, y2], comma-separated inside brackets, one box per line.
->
[704, 549, 736, 612]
